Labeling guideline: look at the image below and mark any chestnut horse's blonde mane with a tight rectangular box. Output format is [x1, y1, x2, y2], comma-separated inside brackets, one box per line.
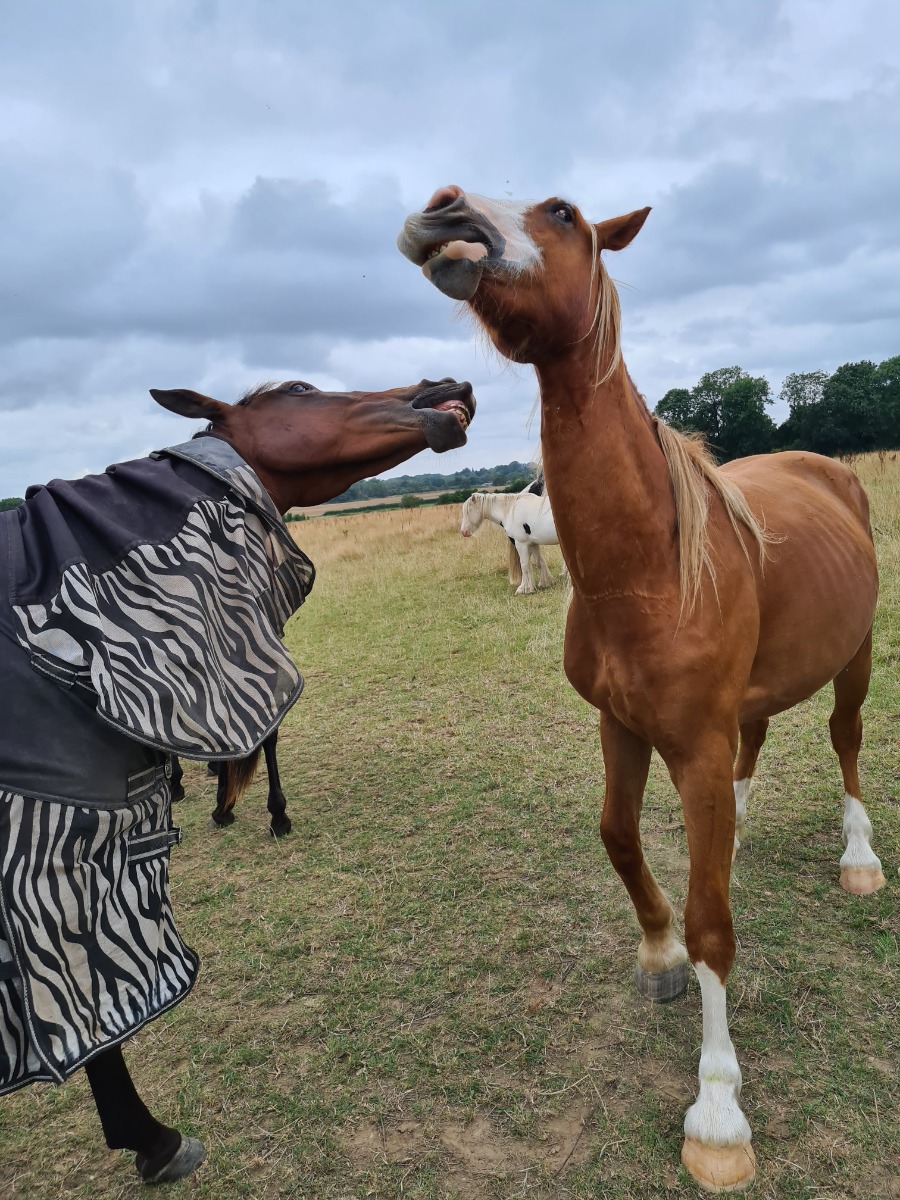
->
[584, 233, 775, 611]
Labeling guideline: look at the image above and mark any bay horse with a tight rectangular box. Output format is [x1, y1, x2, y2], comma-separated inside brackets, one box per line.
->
[460, 490, 558, 594]
[0, 375, 474, 1183]
[399, 187, 882, 1192]
[170, 728, 290, 835]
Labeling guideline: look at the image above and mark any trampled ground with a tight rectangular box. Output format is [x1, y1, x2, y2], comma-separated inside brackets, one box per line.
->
[1, 455, 897, 1199]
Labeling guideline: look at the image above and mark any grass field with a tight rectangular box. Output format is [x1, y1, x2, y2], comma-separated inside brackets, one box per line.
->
[1, 455, 897, 1199]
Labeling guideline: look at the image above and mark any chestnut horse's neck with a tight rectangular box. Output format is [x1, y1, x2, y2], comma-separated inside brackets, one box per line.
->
[536, 349, 679, 602]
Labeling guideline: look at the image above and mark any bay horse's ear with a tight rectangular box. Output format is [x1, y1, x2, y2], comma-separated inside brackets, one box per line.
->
[594, 206, 651, 252]
[150, 388, 229, 422]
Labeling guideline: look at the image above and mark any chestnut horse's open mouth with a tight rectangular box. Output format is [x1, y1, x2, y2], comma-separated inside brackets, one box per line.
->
[397, 187, 505, 301]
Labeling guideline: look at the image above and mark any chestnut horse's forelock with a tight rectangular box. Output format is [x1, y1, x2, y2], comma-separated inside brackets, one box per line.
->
[579, 231, 773, 612]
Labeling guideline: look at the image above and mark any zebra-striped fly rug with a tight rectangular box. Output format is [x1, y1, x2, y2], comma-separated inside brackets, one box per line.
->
[0, 436, 314, 1095]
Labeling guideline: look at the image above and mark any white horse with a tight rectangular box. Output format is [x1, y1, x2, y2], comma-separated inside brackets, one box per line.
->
[460, 488, 559, 594]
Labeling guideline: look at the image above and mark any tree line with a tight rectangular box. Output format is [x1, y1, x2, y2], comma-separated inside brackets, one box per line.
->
[655, 356, 900, 462]
[328, 461, 531, 504]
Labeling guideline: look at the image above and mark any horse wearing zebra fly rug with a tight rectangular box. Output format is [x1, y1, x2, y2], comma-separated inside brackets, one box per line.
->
[0, 376, 474, 1184]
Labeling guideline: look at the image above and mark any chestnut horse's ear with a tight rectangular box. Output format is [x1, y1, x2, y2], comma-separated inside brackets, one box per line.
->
[594, 206, 651, 252]
[150, 388, 229, 422]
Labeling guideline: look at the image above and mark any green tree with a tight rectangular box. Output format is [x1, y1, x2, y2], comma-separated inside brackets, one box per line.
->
[399, 494, 423, 508]
[0, 497, 24, 511]
[718, 375, 776, 460]
[777, 370, 829, 449]
[655, 387, 696, 431]
[872, 355, 900, 449]
[691, 366, 746, 445]
[815, 361, 879, 455]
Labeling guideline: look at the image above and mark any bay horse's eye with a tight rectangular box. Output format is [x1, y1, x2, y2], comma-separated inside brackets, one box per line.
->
[288, 382, 313, 394]
[550, 202, 574, 226]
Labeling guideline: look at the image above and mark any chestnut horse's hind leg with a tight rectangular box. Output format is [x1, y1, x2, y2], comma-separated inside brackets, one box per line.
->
[599, 714, 689, 1003]
[262, 729, 291, 837]
[732, 719, 768, 859]
[674, 731, 755, 1193]
[830, 629, 885, 895]
[85, 1044, 206, 1183]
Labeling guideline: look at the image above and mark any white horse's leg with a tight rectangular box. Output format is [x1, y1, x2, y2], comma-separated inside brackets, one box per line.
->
[535, 546, 553, 588]
[515, 541, 534, 594]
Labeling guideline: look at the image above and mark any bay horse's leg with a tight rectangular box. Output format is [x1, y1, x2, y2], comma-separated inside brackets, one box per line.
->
[262, 728, 291, 837]
[674, 733, 755, 1193]
[514, 541, 534, 594]
[599, 713, 689, 1003]
[732, 718, 768, 859]
[210, 762, 235, 827]
[830, 629, 885, 894]
[169, 755, 185, 804]
[85, 1044, 206, 1183]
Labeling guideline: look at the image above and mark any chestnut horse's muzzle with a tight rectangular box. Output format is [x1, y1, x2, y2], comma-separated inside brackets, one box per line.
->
[397, 191, 503, 301]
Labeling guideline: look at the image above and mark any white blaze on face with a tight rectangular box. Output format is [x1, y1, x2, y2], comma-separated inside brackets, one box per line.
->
[466, 193, 542, 273]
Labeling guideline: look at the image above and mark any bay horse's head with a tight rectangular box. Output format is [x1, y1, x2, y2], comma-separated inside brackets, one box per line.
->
[398, 186, 650, 370]
[150, 377, 475, 511]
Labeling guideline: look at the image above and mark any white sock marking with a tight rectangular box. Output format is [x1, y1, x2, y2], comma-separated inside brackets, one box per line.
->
[733, 778, 751, 852]
[684, 964, 752, 1148]
[840, 794, 882, 871]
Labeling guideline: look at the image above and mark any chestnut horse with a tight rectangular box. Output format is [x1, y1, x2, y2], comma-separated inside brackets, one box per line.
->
[399, 187, 882, 1192]
[1, 376, 474, 1184]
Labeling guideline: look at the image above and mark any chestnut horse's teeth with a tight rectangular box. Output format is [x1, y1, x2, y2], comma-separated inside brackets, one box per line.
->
[428, 244, 448, 260]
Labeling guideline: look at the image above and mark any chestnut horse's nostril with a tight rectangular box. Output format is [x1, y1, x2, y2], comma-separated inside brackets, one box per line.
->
[424, 185, 464, 212]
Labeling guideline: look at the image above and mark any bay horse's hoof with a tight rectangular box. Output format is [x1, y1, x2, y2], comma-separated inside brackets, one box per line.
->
[839, 864, 886, 895]
[210, 808, 235, 828]
[269, 817, 292, 837]
[635, 960, 690, 1003]
[681, 1136, 755, 1193]
[169, 784, 185, 804]
[137, 1135, 207, 1184]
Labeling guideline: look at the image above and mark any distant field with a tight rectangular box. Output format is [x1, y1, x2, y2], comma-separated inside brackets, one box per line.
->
[1, 455, 897, 1199]
[291, 485, 507, 519]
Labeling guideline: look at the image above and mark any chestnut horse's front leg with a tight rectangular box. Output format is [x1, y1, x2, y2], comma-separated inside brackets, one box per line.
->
[85, 1044, 205, 1183]
[599, 713, 689, 1002]
[670, 730, 755, 1194]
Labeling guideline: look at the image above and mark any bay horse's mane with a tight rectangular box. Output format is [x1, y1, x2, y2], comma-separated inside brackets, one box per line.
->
[587, 249, 773, 611]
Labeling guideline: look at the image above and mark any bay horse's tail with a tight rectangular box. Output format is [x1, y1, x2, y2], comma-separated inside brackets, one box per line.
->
[212, 745, 263, 826]
[508, 537, 522, 585]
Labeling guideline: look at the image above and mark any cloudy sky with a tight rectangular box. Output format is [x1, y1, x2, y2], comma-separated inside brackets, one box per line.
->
[2, 0, 899, 497]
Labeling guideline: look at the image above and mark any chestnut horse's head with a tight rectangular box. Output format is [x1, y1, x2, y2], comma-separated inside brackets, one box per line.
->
[150, 377, 475, 512]
[398, 186, 650, 370]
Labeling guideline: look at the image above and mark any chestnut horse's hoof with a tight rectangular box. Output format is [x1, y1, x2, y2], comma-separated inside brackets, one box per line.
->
[681, 1136, 755, 1193]
[635, 960, 690, 1004]
[839, 864, 886, 895]
[137, 1135, 207, 1184]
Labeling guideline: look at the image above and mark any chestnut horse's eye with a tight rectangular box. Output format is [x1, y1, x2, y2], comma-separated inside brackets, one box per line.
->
[288, 382, 313, 394]
[549, 202, 574, 226]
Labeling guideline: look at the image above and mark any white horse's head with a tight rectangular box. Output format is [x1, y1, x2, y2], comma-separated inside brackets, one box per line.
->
[459, 493, 485, 537]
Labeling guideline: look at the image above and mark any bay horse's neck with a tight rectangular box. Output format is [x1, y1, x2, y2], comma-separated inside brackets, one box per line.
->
[535, 351, 678, 600]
